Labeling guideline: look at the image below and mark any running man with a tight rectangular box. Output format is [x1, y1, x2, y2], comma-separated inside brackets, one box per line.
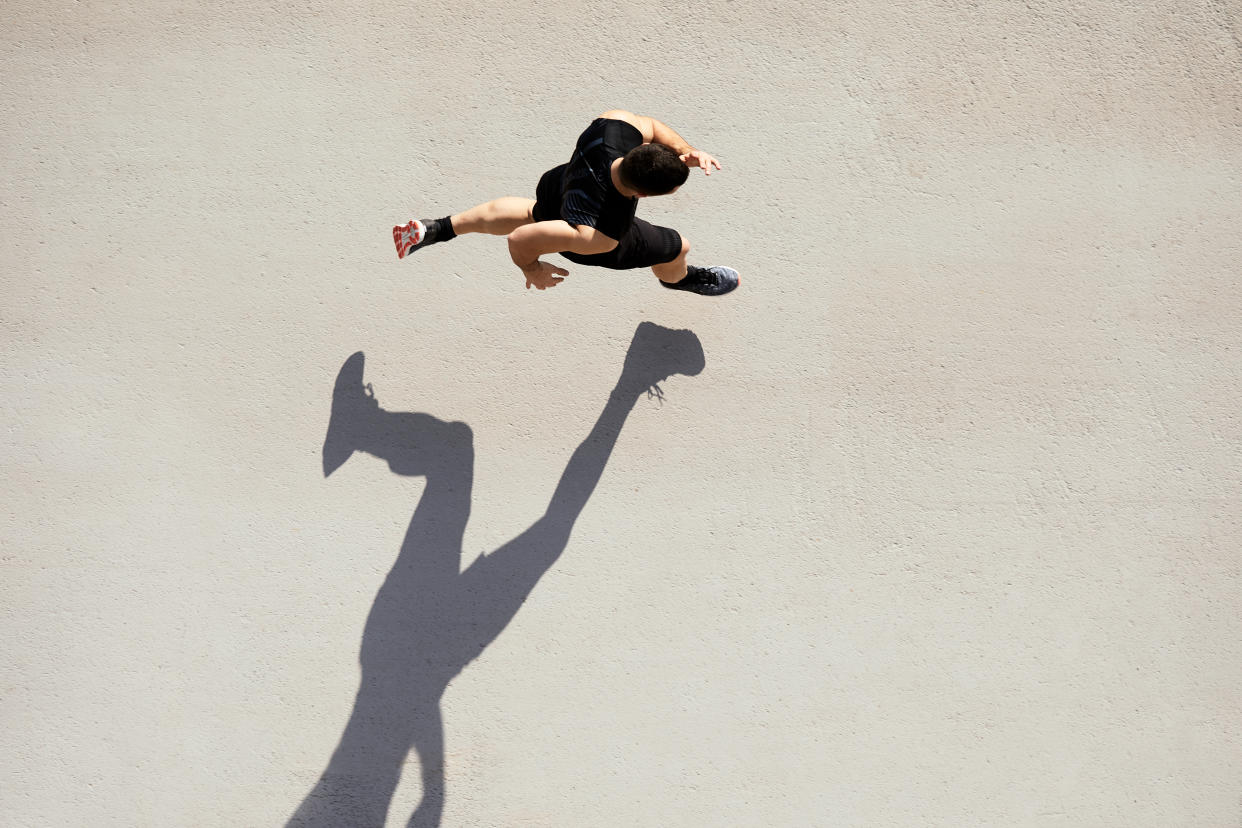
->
[393, 110, 740, 296]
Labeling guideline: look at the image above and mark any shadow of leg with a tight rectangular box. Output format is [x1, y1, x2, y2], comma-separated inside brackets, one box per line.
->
[285, 682, 414, 828]
[405, 704, 445, 828]
[290, 354, 471, 828]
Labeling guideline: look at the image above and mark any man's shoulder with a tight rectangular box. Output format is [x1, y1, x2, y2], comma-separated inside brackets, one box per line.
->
[598, 117, 644, 149]
[576, 116, 643, 153]
[596, 110, 650, 138]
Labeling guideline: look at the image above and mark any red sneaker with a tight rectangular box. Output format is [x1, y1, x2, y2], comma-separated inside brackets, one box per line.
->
[392, 219, 425, 259]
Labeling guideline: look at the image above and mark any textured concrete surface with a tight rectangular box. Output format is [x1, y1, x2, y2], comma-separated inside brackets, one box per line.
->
[3, 1, 1240, 825]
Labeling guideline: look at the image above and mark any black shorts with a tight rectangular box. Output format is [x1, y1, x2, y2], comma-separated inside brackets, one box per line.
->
[533, 166, 683, 270]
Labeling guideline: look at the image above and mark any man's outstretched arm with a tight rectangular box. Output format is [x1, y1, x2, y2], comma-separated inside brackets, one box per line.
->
[598, 109, 722, 175]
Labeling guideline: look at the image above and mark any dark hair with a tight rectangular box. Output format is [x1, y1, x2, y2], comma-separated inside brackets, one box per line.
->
[618, 144, 689, 195]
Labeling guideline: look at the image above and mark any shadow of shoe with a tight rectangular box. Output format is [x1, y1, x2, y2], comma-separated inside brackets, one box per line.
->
[323, 351, 377, 477]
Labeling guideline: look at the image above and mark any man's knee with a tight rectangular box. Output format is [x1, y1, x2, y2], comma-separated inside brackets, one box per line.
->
[659, 236, 688, 268]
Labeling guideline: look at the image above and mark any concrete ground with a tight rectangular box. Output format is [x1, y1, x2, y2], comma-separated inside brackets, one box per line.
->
[3, 1, 1240, 825]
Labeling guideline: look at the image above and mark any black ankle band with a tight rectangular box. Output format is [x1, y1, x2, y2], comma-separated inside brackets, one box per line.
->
[436, 216, 457, 241]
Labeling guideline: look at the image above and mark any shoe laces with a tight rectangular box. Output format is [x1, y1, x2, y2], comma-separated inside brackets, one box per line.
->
[690, 266, 717, 285]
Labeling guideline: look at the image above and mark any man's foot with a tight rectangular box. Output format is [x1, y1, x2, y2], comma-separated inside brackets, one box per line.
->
[393, 220, 426, 259]
[660, 265, 739, 296]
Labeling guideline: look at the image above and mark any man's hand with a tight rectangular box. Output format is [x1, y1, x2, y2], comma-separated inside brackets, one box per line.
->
[522, 260, 568, 291]
[678, 148, 722, 176]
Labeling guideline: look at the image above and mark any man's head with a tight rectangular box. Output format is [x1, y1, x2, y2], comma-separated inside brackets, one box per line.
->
[619, 144, 689, 197]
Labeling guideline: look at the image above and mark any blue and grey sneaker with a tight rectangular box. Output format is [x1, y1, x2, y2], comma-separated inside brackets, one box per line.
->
[660, 265, 739, 296]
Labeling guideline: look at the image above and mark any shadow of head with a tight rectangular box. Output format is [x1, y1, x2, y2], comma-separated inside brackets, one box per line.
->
[322, 352, 473, 478]
[617, 321, 706, 394]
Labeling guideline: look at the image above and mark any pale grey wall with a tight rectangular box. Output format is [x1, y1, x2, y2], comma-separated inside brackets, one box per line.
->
[2, 1, 1240, 825]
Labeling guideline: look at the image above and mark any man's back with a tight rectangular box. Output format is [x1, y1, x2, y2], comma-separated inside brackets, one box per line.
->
[555, 117, 644, 239]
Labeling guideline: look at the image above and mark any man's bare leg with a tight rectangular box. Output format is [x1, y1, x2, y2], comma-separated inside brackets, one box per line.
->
[450, 197, 536, 236]
[395, 198, 536, 258]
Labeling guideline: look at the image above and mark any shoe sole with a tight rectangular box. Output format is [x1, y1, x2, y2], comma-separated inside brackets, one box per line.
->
[393, 220, 425, 259]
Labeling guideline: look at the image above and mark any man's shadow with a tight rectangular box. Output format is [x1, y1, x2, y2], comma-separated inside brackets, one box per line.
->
[287, 322, 705, 828]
